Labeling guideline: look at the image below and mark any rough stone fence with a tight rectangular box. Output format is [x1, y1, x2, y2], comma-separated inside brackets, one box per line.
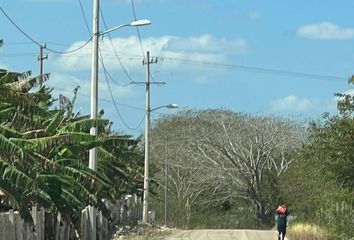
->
[0, 194, 142, 240]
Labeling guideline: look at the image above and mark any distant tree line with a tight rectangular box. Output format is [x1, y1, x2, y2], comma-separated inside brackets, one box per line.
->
[1, 67, 352, 239]
[149, 102, 352, 239]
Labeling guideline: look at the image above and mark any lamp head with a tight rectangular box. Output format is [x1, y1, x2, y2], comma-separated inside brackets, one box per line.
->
[130, 19, 151, 27]
[166, 103, 178, 109]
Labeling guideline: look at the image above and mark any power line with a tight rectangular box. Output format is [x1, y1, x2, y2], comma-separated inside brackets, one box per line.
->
[78, 0, 91, 35]
[76, 0, 145, 130]
[2, 41, 33, 45]
[98, 12, 145, 129]
[130, 0, 145, 56]
[4, 41, 72, 47]
[162, 57, 346, 82]
[102, 65, 146, 130]
[2, 51, 346, 83]
[47, 84, 145, 112]
[2, 53, 38, 57]
[100, 8, 137, 85]
[77, 1, 140, 86]
[129, 0, 161, 84]
[0, 6, 93, 54]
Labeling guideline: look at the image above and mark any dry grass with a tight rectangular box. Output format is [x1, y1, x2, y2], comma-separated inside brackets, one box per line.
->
[287, 223, 328, 240]
[112, 225, 174, 240]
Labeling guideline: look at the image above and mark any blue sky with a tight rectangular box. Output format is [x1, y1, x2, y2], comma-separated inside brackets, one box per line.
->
[1, 0, 354, 136]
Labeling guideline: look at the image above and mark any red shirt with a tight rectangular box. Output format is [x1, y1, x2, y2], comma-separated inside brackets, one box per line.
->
[276, 205, 287, 214]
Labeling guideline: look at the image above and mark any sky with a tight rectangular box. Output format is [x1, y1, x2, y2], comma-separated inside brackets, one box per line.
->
[1, 0, 354, 137]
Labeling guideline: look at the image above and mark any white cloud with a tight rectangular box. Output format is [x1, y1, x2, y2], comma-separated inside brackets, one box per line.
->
[194, 76, 210, 85]
[113, 0, 144, 4]
[166, 35, 247, 55]
[269, 95, 340, 118]
[48, 72, 135, 102]
[27, 0, 71, 2]
[54, 35, 248, 72]
[247, 11, 261, 20]
[270, 95, 314, 112]
[297, 22, 354, 40]
[0, 63, 7, 69]
[334, 89, 354, 103]
[342, 89, 354, 96]
[48, 72, 90, 97]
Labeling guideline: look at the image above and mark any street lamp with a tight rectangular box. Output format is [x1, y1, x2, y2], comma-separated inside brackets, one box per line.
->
[101, 19, 151, 35]
[89, 17, 151, 170]
[143, 103, 178, 224]
[89, 1, 151, 238]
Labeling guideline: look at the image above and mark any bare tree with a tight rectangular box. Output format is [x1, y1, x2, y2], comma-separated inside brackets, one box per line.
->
[150, 115, 224, 227]
[150, 109, 306, 225]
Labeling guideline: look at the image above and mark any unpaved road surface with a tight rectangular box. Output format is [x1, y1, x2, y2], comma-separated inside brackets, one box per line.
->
[165, 229, 279, 240]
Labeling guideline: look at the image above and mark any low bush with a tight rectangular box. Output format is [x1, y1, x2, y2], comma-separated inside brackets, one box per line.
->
[287, 223, 327, 240]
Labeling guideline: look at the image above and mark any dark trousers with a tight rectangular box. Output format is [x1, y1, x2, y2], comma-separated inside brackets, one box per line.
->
[277, 225, 286, 240]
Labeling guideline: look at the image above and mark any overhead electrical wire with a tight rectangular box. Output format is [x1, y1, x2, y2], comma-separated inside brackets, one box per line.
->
[2, 4, 344, 84]
[47, 84, 145, 111]
[99, 10, 146, 130]
[102, 64, 146, 130]
[77, 0, 145, 130]
[0, 6, 93, 54]
[130, 0, 145, 56]
[161, 57, 346, 82]
[100, 8, 137, 85]
[79, 0, 140, 85]
[2, 53, 37, 57]
[4, 41, 72, 47]
[130, 0, 161, 85]
[78, 0, 91, 34]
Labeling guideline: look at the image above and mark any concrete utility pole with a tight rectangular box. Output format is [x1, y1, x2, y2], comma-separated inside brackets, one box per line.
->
[88, 0, 150, 234]
[89, 0, 99, 238]
[142, 52, 176, 224]
[143, 51, 153, 224]
[38, 43, 47, 86]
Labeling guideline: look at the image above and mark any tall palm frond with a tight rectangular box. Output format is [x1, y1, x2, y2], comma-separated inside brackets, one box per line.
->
[0, 68, 144, 229]
[5, 73, 50, 93]
[0, 70, 31, 84]
[0, 133, 24, 160]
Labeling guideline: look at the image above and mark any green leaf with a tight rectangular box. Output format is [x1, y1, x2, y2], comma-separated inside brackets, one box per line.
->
[0, 133, 24, 160]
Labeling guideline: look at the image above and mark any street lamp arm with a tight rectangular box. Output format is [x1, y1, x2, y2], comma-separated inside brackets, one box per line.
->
[100, 23, 130, 36]
[100, 19, 151, 36]
[150, 104, 178, 112]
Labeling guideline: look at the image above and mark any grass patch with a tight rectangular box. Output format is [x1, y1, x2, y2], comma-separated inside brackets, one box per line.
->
[287, 223, 328, 240]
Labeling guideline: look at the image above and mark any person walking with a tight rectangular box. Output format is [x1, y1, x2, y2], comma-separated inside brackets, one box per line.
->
[276, 203, 289, 240]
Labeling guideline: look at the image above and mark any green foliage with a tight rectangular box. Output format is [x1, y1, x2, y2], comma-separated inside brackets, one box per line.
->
[281, 92, 354, 239]
[0, 69, 144, 231]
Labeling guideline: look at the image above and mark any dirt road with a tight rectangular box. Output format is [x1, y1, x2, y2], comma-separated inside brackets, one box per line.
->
[165, 229, 279, 240]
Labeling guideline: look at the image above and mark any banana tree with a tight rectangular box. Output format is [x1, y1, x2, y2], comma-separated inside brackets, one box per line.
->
[0, 69, 143, 229]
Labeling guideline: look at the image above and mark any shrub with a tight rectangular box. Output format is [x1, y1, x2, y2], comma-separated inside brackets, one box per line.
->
[287, 223, 328, 240]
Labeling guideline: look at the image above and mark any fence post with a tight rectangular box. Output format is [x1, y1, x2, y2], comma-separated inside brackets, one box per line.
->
[81, 208, 90, 240]
[32, 206, 38, 240]
[55, 213, 61, 240]
[8, 209, 16, 240]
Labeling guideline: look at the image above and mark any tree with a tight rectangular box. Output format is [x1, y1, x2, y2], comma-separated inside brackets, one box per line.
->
[150, 109, 305, 227]
[0, 69, 143, 231]
[281, 92, 354, 239]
